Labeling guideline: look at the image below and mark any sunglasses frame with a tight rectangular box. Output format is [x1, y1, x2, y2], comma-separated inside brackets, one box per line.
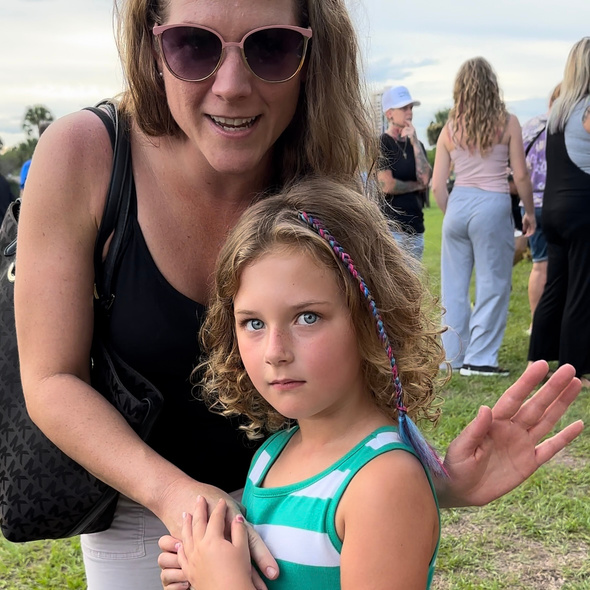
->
[153, 23, 313, 83]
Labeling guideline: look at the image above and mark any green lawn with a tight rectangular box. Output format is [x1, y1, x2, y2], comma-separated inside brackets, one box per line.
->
[1, 205, 588, 589]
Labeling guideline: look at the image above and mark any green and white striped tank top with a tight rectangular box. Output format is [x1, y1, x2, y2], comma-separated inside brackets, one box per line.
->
[243, 425, 440, 589]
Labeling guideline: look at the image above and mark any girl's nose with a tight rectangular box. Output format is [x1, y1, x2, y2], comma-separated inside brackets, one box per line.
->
[264, 329, 294, 365]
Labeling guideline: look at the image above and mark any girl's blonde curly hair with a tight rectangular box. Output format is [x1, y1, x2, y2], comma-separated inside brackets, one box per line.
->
[195, 176, 445, 440]
[449, 57, 509, 154]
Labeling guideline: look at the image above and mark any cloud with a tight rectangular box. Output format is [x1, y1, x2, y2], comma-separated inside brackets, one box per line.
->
[1, 0, 589, 148]
[366, 57, 438, 86]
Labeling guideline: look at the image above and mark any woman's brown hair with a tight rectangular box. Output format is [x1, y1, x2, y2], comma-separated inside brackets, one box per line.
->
[114, 0, 377, 184]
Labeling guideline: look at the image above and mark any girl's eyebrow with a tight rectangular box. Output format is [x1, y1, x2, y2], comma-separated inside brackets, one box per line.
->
[234, 300, 332, 316]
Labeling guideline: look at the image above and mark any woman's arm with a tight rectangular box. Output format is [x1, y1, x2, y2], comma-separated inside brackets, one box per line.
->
[507, 114, 536, 236]
[15, 111, 205, 532]
[435, 361, 583, 508]
[339, 451, 438, 590]
[432, 126, 452, 213]
[15, 111, 278, 580]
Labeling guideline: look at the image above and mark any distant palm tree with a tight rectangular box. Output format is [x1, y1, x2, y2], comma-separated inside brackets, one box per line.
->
[22, 105, 54, 138]
[426, 108, 450, 146]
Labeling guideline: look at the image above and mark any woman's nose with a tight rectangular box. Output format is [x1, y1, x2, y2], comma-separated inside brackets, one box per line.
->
[211, 47, 253, 101]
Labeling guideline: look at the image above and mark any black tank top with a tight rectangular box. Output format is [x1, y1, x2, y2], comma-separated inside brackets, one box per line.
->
[108, 189, 257, 493]
[543, 127, 590, 243]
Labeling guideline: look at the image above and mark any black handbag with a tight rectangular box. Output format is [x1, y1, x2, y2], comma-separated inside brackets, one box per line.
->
[0, 102, 164, 543]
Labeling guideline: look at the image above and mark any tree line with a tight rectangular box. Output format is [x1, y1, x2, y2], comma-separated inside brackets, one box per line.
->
[0, 105, 55, 192]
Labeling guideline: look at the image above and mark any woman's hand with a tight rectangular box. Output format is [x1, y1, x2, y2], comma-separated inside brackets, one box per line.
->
[522, 210, 537, 237]
[437, 361, 584, 508]
[176, 497, 256, 590]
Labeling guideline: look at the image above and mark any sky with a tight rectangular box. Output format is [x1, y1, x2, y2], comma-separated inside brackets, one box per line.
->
[1, 0, 589, 149]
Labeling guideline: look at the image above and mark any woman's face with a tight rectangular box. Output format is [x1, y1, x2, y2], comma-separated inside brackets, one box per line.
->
[160, 0, 304, 179]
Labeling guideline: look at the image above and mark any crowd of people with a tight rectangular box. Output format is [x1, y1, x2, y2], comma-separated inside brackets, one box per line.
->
[7, 0, 587, 587]
[383, 41, 589, 387]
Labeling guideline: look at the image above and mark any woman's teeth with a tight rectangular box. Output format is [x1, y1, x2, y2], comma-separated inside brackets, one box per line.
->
[210, 115, 257, 131]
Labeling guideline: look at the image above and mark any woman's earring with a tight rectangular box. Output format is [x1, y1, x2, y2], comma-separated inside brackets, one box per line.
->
[159, 71, 163, 77]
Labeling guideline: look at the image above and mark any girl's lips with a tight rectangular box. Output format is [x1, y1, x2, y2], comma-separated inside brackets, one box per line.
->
[269, 380, 305, 391]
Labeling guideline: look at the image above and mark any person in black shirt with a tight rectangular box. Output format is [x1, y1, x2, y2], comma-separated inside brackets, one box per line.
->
[377, 86, 431, 260]
[0, 173, 16, 222]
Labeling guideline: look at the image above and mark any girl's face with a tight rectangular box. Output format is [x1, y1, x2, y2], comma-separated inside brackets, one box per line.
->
[233, 250, 369, 423]
[160, 0, 303, 178]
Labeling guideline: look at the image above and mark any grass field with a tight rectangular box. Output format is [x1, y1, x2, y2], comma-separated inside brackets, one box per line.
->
[1, 205, 588, 589]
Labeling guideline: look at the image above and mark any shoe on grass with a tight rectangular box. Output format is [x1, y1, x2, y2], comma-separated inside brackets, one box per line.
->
[460, 364, 510, 377]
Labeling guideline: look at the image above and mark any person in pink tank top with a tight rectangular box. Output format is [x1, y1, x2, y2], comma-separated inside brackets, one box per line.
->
[432, 57, 536, 377]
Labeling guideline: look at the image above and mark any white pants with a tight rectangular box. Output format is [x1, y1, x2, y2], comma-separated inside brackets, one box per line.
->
[81, 495, 168, 590]
[440, 186, 514, 368]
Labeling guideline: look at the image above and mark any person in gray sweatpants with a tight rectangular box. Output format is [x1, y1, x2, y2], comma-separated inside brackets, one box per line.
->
[440, 186, 514, 370]
[432, 57, 536, 376]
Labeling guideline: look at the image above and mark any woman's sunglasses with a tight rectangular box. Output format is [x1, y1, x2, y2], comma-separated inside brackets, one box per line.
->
[153, 24, 313, 83]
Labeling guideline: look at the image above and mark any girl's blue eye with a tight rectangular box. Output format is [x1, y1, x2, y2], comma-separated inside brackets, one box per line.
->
[246, 319, 264, 331]
[298, 312, 318, 325]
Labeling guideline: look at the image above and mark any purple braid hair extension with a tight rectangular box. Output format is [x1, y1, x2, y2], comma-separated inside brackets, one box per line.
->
[298, 211, 447, 478]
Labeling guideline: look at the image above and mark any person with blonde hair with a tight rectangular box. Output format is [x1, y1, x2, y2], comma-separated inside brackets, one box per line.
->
[13, 0, 582, 587]
[433, 57, 536, 376]
[528, 37, 590, 387]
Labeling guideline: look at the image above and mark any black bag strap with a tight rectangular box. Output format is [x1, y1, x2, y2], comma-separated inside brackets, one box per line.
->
[84, 101, 134, 313]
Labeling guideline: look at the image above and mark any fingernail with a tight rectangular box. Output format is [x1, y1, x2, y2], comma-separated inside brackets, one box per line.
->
[236, 514, 245, 523]
[266, 566, 278, 578]
[175, 542, 181, 551]
[182, 511, 187, 519]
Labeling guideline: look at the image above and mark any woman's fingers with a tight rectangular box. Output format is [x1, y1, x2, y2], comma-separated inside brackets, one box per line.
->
[527, 372, 582, 441]
[512, 364, 578, 429]
[534, 420, 584, 465]
[491, 360, 549, 420]
[246, 521, 279, 581]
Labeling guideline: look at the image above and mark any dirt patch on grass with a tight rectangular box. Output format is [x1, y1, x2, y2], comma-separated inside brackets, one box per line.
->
[550, 447, 588, 470]
[435, 510, 589, 589]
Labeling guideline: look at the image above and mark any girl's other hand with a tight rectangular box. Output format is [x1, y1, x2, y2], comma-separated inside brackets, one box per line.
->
[157, 480, 278, 585]
[159, 496, 276, 590]
[177, 497, 255, 590]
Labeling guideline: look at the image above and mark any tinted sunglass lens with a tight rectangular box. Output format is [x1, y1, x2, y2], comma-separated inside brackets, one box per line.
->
[244, 29, 305, 81]
[161, 27, 222, 80]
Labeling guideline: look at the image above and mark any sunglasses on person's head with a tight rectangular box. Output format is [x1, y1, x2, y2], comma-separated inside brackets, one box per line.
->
[153, 24, 313, 83]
